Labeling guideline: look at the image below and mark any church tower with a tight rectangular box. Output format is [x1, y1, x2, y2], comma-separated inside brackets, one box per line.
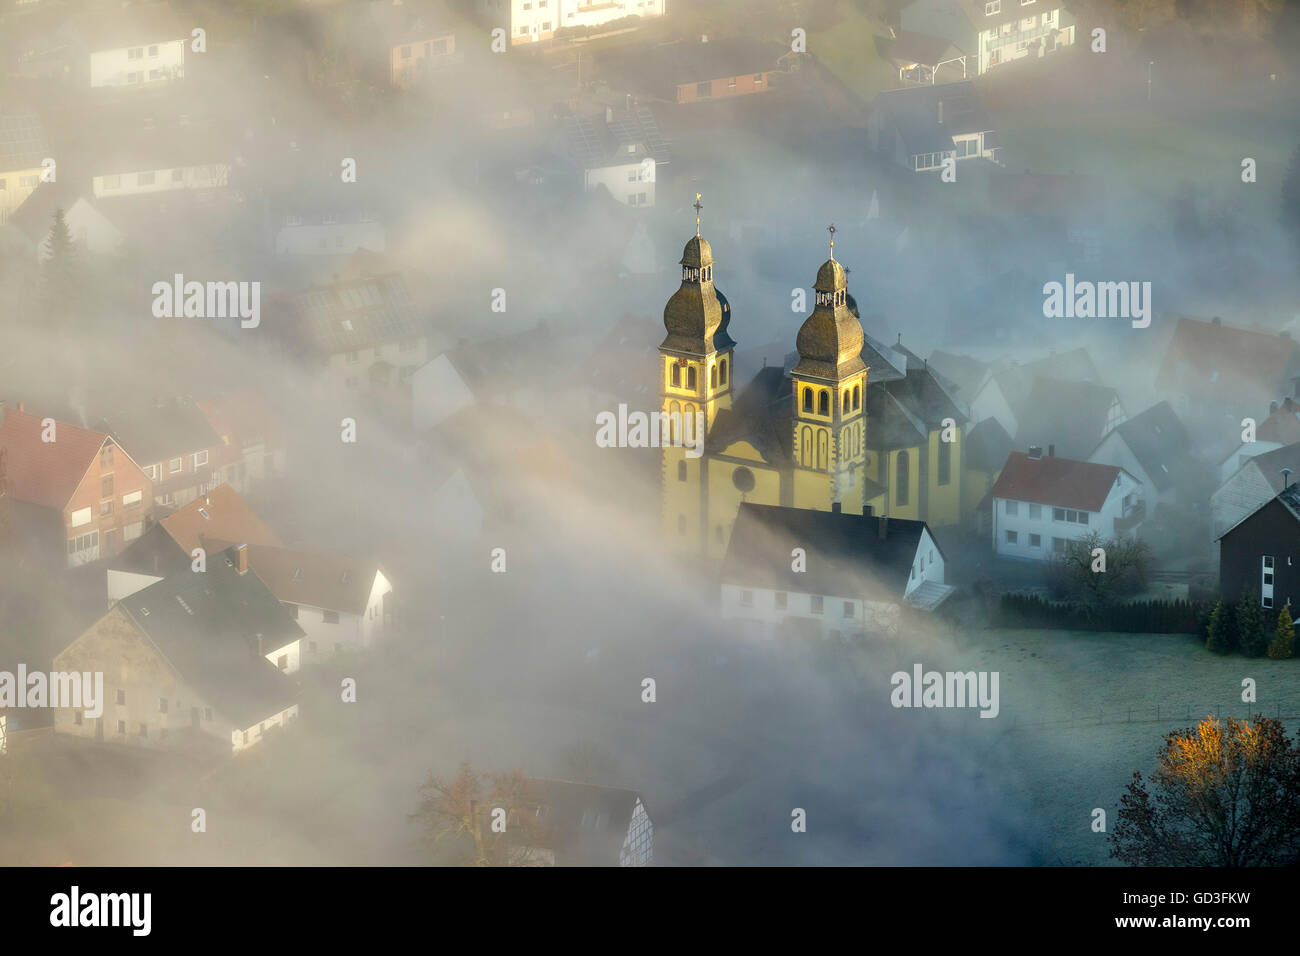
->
[660, 195, 735, 550]
[790, 229, 868, 513]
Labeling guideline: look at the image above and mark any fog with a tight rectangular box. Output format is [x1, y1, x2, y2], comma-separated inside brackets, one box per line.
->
[1, 0, 1298, 867]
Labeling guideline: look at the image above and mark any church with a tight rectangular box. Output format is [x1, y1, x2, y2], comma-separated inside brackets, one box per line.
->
[659, 211, 969, 558]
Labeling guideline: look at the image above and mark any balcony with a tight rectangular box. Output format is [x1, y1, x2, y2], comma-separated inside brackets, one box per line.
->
[986, 23, 1054, 51]
[1114, 500, 1146, 534]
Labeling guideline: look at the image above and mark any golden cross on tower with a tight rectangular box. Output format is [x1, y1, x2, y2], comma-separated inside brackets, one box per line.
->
[693, 193, 703, 236]
[827, 223, 837, 259]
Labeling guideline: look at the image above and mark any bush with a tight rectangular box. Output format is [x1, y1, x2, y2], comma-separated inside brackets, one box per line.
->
[1269, 606, 1296, 660]
[995, 594, 1205, 633]
[1206, 599, 1239, 655]
[1238, 592, 1271, 657]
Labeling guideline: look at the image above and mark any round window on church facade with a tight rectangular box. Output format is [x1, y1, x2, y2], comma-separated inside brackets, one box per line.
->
[732, 466, 756, 493]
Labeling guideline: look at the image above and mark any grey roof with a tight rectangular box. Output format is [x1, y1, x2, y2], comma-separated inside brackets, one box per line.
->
[859, 332, 907, 383]
[116, 545, 302, 727]
[706, 366, 792, 463]
[885, 365, 969, 429]
[900, 0, 978, 47]
[871, 81, 992, 156]
[563, 106, 669, 171]
[987, 347, 1100, 411]
[864, 384, 928, 451]
[926, 349, 989, 397]
[109, 522, 190, 577]
[443, 324, 564, 400]
[964, 416, 1015, 472]
[523, 779, 646, 866]
[0, 110, 48, 172]
[1014, 376, 1120, 461]
[284, 273, 418, 355]
[92, 394, 222, 467]
[1105, 401, 1193, 492]
[1239, 442, 1300, 495]
[722, 502, 935, 600]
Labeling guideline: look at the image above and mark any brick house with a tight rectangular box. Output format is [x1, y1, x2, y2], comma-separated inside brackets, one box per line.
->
[0, 403, 153, 568]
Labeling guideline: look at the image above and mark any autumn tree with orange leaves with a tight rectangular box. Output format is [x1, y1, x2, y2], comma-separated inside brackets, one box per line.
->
[1111, 716, 1300, 866]
[410, 761, 548, 866]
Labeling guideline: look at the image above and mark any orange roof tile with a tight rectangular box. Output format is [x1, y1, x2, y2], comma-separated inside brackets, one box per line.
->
[0, 409, 107, 511]
[158, 483, 282, 553]
[990, 451, 1123, 512]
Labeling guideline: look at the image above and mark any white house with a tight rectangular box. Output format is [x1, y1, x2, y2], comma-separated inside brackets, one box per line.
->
[1211, 441, 1300, 542]
[563, 106, 668, 208]
[868, 82, 999, 173]
[518, 779, 654, 866]
[900, 0, 1076, 77]
[720, 502, 953, 639]
[0, 183, 124, 260]
[990, 448, 1143, 561]
[1087, 401, 1197, 508]
[968, 348, 1100, 439]
[475, 0, 664, 45]
[89, 14, 187, 90]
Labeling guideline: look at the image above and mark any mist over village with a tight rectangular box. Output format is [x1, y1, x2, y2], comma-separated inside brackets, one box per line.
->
[1, 0, 1300, 884]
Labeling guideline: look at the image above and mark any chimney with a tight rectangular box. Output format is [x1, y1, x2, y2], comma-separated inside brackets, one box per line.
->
[1285, 397, 1295, 412]
[937, 99, 943, 125]
[1284, 468, 1293, 492]
[1272, 401, 1280, 415]
[1047, 444, 1055, 458]
[1211, 316, 1222, 325]
[878, 515, 889, 540]
[16, 401, 23, 413]
[255, 633, 264, 657]
[831, 501, 842, 513]
[1027, 445, 1043, 460]
[235, 543, 248, 574]
[604, 105, 613, 124]
[863, 504, 873, 517]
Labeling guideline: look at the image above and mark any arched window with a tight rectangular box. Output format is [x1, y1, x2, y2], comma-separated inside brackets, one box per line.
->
[687, 367, 697, 390]
[818, 390, 830, 416]
[677, 461, 687, 482]
[710, 365, 718, 388]
[853, 385, 860, 410]
[720, 358, 728, 385]
[817, 430, 828, 470]
[683, 406, 694, 441]
[842, 390, 849, 413]
[669, 401, 681, 443]
[802, 388, 813, 412]
[671, 364, 681, 387]
[801, 426, 812, 466]
[896, 451, 910, 506]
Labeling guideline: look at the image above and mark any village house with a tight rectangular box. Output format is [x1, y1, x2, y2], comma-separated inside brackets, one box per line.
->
[411, 324, 562, 431]
[90, 395, 225, 511]
[0, 180, 124, 260]
[721, 502, 952, 639]
[363, 0, 457, 88]
[0, 404, 153, 568]
[85, 3, 188, 90]
[1087, 401, 1199, 508]
[1210, 441, 1300, 542]
[968, 348, 1101, 440]
[884, 30, 969, 85]
[196, 389, 288, 497]
[1156, 316, 1300, 423]
[900, 0, 1077, 76]
[276, 272, 430, 393]
[89, 111, 231, 201]
[0, 108, 49, 223]
[514, 779, 654, 866]
[474, 0, 665, 46]
[989, 448, 1143, 561]
[106, 482, 283, 603]
[54, 543, 301, 754]
[1216, 395, 1300, 486]
[272, 180, 386, 259]
[867, 81, 1000, 172]
[962, 416, 1015, 523]
[606, 38, 797, 105]
[1218, 484, 1300, 612]
[1013, 376, 1125, 461]
[562, 105, 669, 208]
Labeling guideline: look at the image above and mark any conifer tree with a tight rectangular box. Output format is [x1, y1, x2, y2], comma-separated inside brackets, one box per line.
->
[1206, 600, 1239, 655]
[1269, 606, 1296, 660]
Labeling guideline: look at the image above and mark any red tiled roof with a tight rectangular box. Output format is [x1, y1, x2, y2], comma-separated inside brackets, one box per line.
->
[0, 409, 107, 511]
[1258, 401, 1300, 444]
[990, 451, 1122, 512]
[158, 483, 282, 554]
[1157, 316, 1300, 394]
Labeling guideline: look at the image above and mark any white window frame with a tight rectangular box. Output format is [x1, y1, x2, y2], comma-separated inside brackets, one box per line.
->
[169, 457, 182, 474]
[194, 450, 209, 468]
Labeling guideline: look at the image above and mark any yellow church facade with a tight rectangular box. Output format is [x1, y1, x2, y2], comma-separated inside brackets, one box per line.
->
[659, 225, 968, 559]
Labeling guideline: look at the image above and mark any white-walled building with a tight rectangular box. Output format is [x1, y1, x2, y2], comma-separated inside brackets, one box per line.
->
[90, 35, 186, 89]
[1087, 401, 1197, 508]
[475, 0, 665, 45]
[899, 0, 1076, 77]
[1211, 442, 1300, 542]
[563, 106, 668, 208]
[989, 448, 1143, 561]
[721, 502, 953, 639]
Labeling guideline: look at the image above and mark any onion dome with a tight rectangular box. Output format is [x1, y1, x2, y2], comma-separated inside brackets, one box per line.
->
[660, 234, 736, 355]
[793, 255, 865, 381]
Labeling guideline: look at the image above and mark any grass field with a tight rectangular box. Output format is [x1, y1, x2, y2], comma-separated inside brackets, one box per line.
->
[958, 627, 1300, 865]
